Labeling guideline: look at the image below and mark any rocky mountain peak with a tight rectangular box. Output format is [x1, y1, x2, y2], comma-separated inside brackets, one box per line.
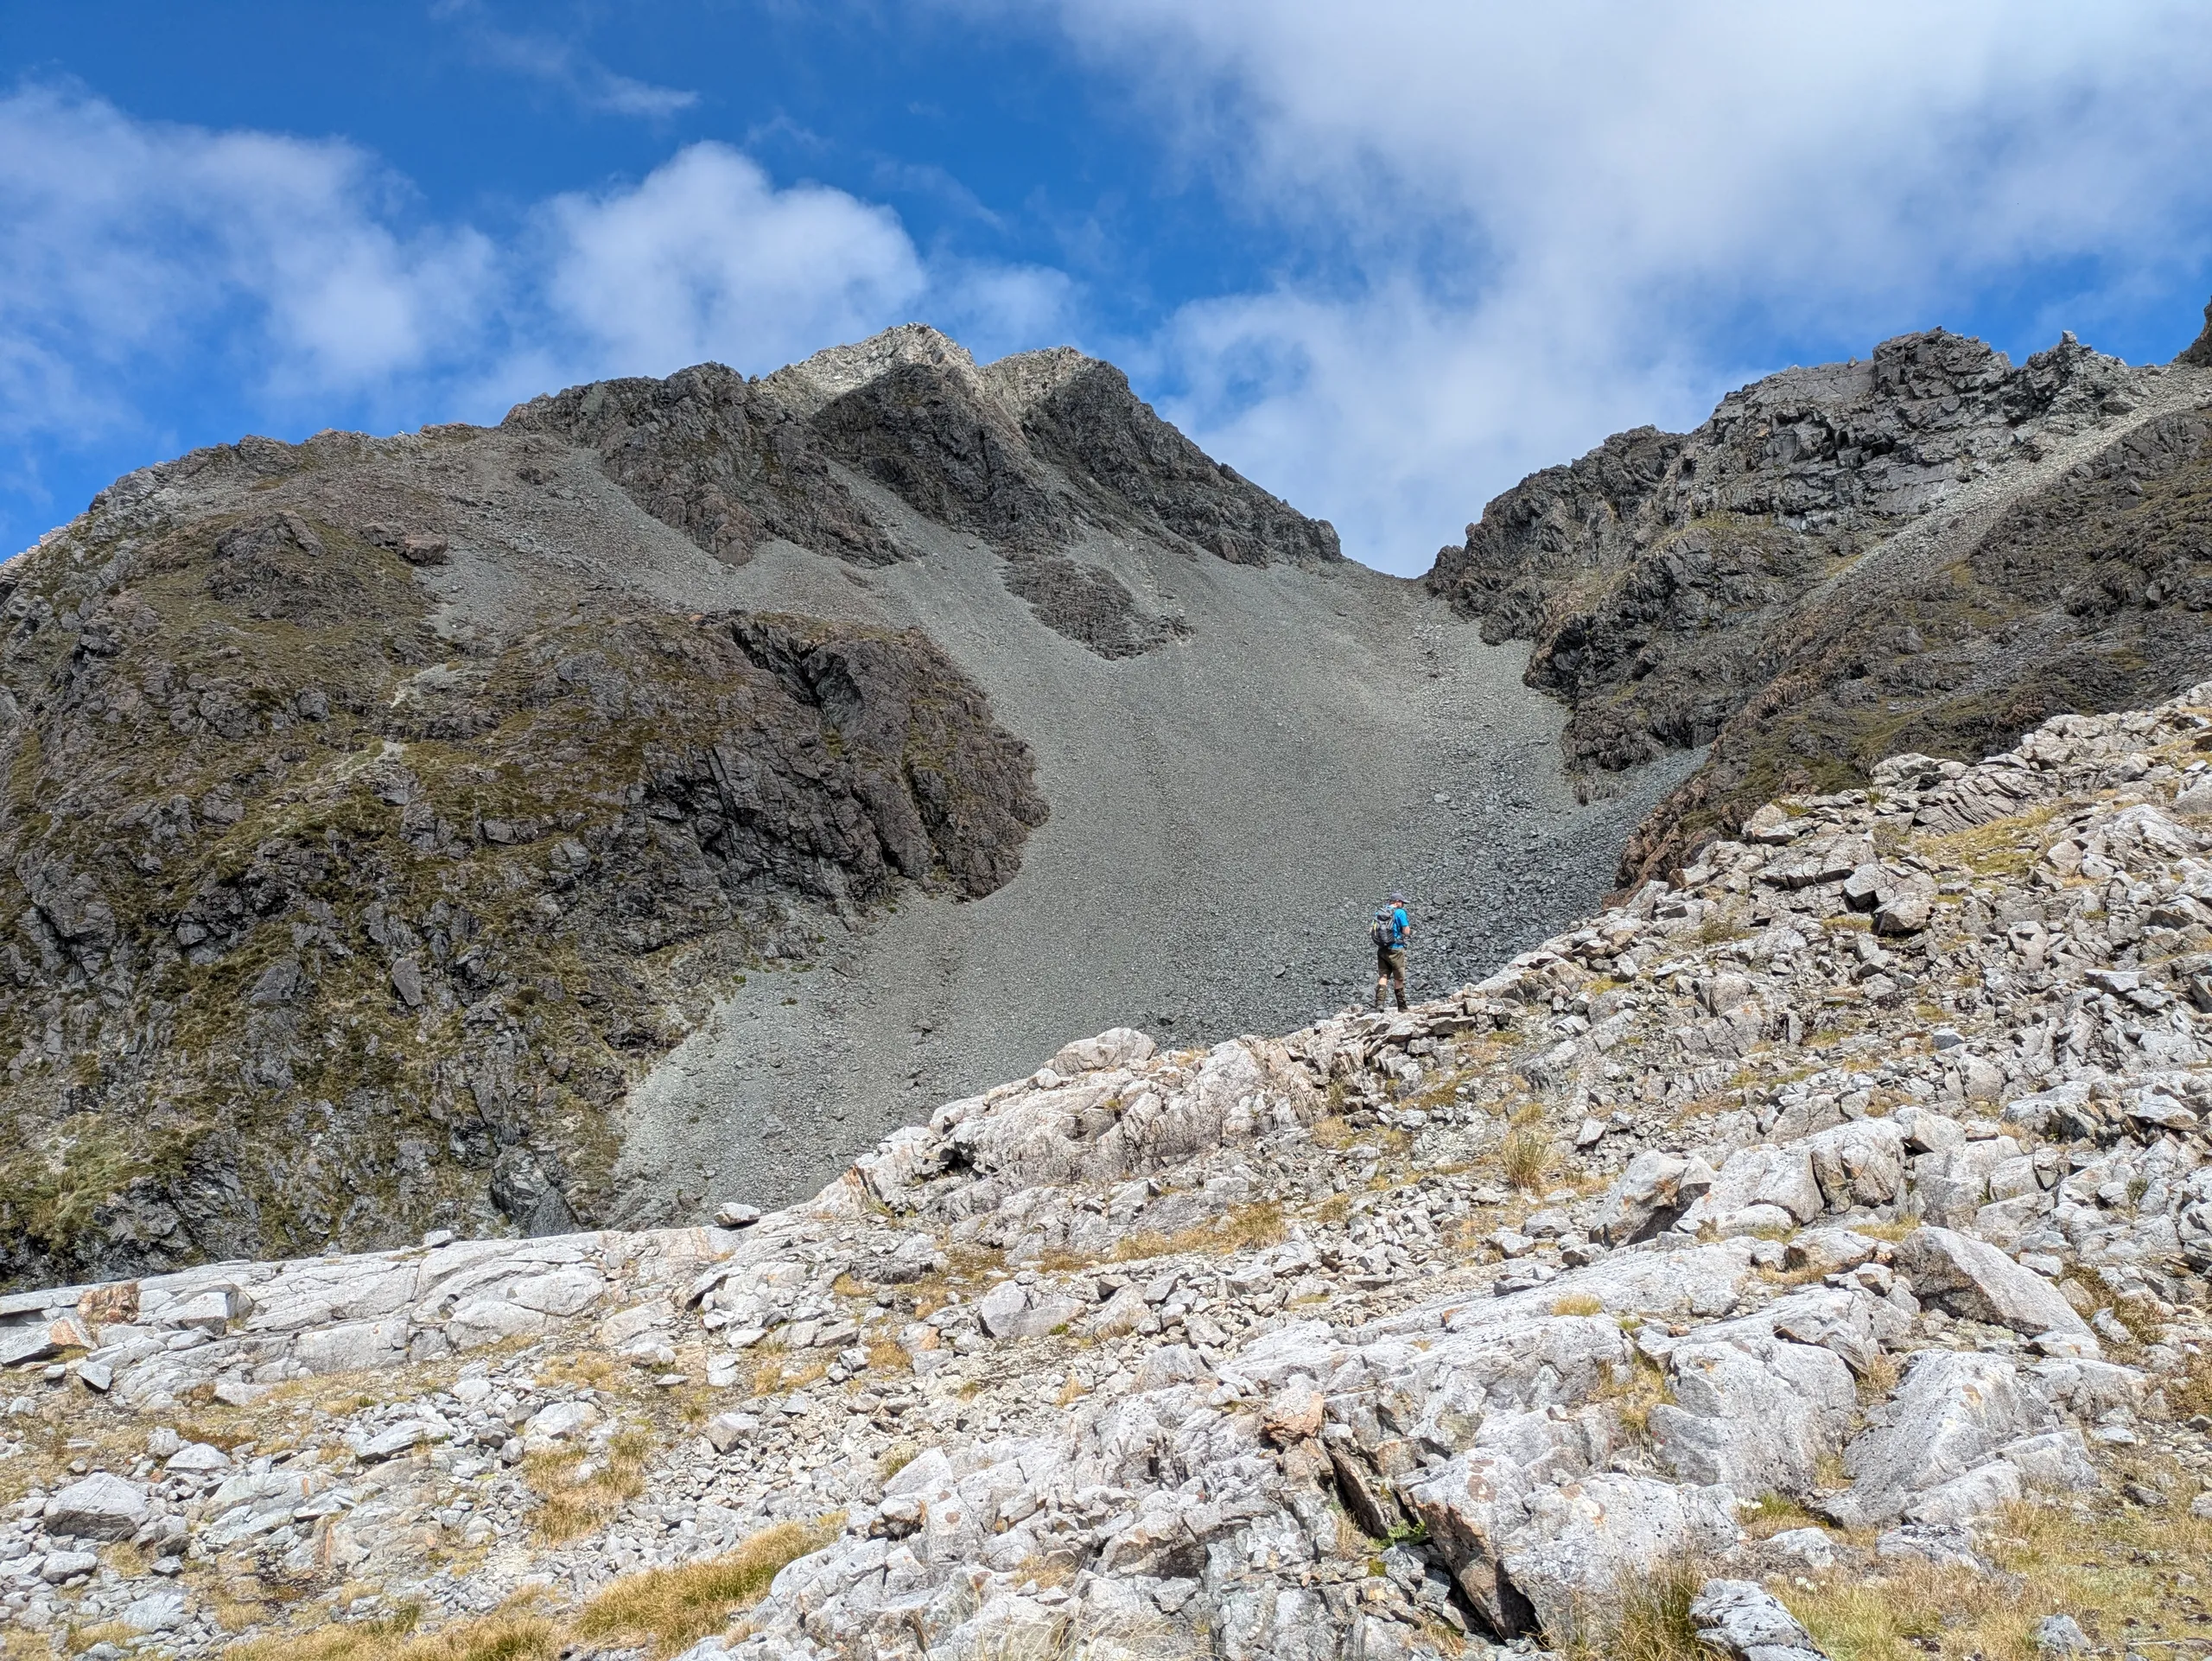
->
[758, 321, 981, 417]
[1427, 297, 2212, 888]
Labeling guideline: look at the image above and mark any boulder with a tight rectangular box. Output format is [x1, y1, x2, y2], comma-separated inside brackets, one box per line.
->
[705, 1412, 760, 1454]
[1895, 1226, 2092, 1338]
[1500, 1474, 1741, 1640]
[1784, 1228, 1880, 1278]
[1677, 1144, 1823, 1233]
[40, 1548, 99, 1582]
[1590, 1152, 1713, 1244]
[1402, 1449, 1535, 1634]
[1048, 1028, 1156, 1075]
[1826, 1351, 2056, 1527]
[123, 1590, 189, 1632]
[1690, 1578, 1831, 1661]
[1650, 1335, 1856, 1496]
[1803, 1119, 1905, 1212]
[976, 1282, 1083, 1340]
[45, 1472, 149, 1540]
[1874, 878, 1937, 936]
[165, 1442, 230, 1473]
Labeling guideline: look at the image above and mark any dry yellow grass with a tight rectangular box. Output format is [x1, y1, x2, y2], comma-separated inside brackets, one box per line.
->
[864, 1334, 910, 1376]
[1308, 1115, 1356, 1149]
[1109, 1199, 1287, 1262]
[222, 1518, 841, 1661]
[1853, 1351, 1900, 1405]
[533, 1350, 626, 1391]
[1551, 1293, 1605, 1317]
[2170, 1346, 2212, 1418]
[1557, 1554, 1707, 1661]
[1784, 1491, 2212, 1661]
[1589, 1352, 1674, 1441]
[749, 1350, 830, 1398]
[227, 1601, 557, 1661]
[1740, 1491, 1823, 1540]
[522, 1428, 655, 1544]
[575, 1518, 840, 1657]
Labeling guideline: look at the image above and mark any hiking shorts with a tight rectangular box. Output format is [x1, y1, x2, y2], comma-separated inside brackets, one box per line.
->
[1376, 945, 1407, 987]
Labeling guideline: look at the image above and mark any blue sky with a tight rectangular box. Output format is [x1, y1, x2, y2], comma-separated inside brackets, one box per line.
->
[4, 2, 2211, 572]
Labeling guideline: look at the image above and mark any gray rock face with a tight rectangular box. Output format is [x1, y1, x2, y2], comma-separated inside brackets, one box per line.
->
[1897, 1226, 2093, 1338]
[2178, 291, 2212, 368]
[1427, 307, 2212, 886]
[2036, 1613, 2092, 1655]
[1827, 1350, 2058, 1527]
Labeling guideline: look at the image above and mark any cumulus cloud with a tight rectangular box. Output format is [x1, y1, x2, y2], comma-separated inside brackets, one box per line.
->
[0, 85, 1052, 535]
[1034, 0, 2212, 570]
[539, 143, 925, 381]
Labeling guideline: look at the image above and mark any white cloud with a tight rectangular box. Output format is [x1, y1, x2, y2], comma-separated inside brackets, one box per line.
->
[1030, 0, 2212, 570]
[0, 87, 1058, 483]
[540, 143, 926, 381]
[439, 8, 701, 119]
[0, 84, 493, 437]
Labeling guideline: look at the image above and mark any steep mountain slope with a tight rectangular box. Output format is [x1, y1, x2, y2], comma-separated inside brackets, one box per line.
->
[0, 328, 1682, 1287]
[1429, 316, 2212, 886]
[5, 684, 2211, 1661]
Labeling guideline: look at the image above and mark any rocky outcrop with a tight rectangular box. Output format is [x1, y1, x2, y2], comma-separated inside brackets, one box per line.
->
[3, 685, 2210, 1658]
[1428, 306, 2212, 885]
[0, 506, 1046, 1283]
[514, 324, 1339, 646]
[2179, 293, 2212, 368]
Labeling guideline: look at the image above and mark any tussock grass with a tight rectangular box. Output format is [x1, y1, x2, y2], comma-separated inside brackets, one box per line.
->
[1590, 1352, 1674, 1441]
[2170, 1345, 2212, 1418]
[1501, 1129, 1554, 1192]
[1906, 803, 2063, 880]
[575, 1518, 839, 1657]
[1783, 1491, 2212, 1661]
[1853, 1351, 1900, 1405]
[1557, 1554, 1708, 1661]
[1742, 1491, 1823, 1539]
[1308, 1114, 1356, 1149]
[226, 1600, 557, 1661]
[865, 1334, 910, 1375]
[1551, 1293, 1605, 1317]
[1110, 1200, 1287, 1262]
[749, 1349, 830, 1398]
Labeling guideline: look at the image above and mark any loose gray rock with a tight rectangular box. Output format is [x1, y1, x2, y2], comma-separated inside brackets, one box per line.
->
[2034, 1613, 2091, 1655]
[1896, 1226, 2093, 1339]
[1690, 1578, 1831, 1660]
[44, 1473, 149, 1541]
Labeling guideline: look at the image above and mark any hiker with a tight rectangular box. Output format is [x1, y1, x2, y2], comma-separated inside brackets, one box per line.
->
[1370, 890, 1410, 1010]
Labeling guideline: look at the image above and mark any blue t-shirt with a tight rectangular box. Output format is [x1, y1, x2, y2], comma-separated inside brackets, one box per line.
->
[1380, 906, 1408, 948]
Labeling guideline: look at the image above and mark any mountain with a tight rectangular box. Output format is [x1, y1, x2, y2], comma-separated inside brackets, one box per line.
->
[1430, 321, 2212, 888]
[6, 681, 2210, 1659]
[10, 296, 2209, 1291]
[0, 328, 1681, 1286]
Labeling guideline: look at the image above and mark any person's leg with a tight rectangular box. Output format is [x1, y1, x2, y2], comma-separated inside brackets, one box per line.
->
[1373, 947, 1389, 1008]
[1390, 950, 1408, 1010]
